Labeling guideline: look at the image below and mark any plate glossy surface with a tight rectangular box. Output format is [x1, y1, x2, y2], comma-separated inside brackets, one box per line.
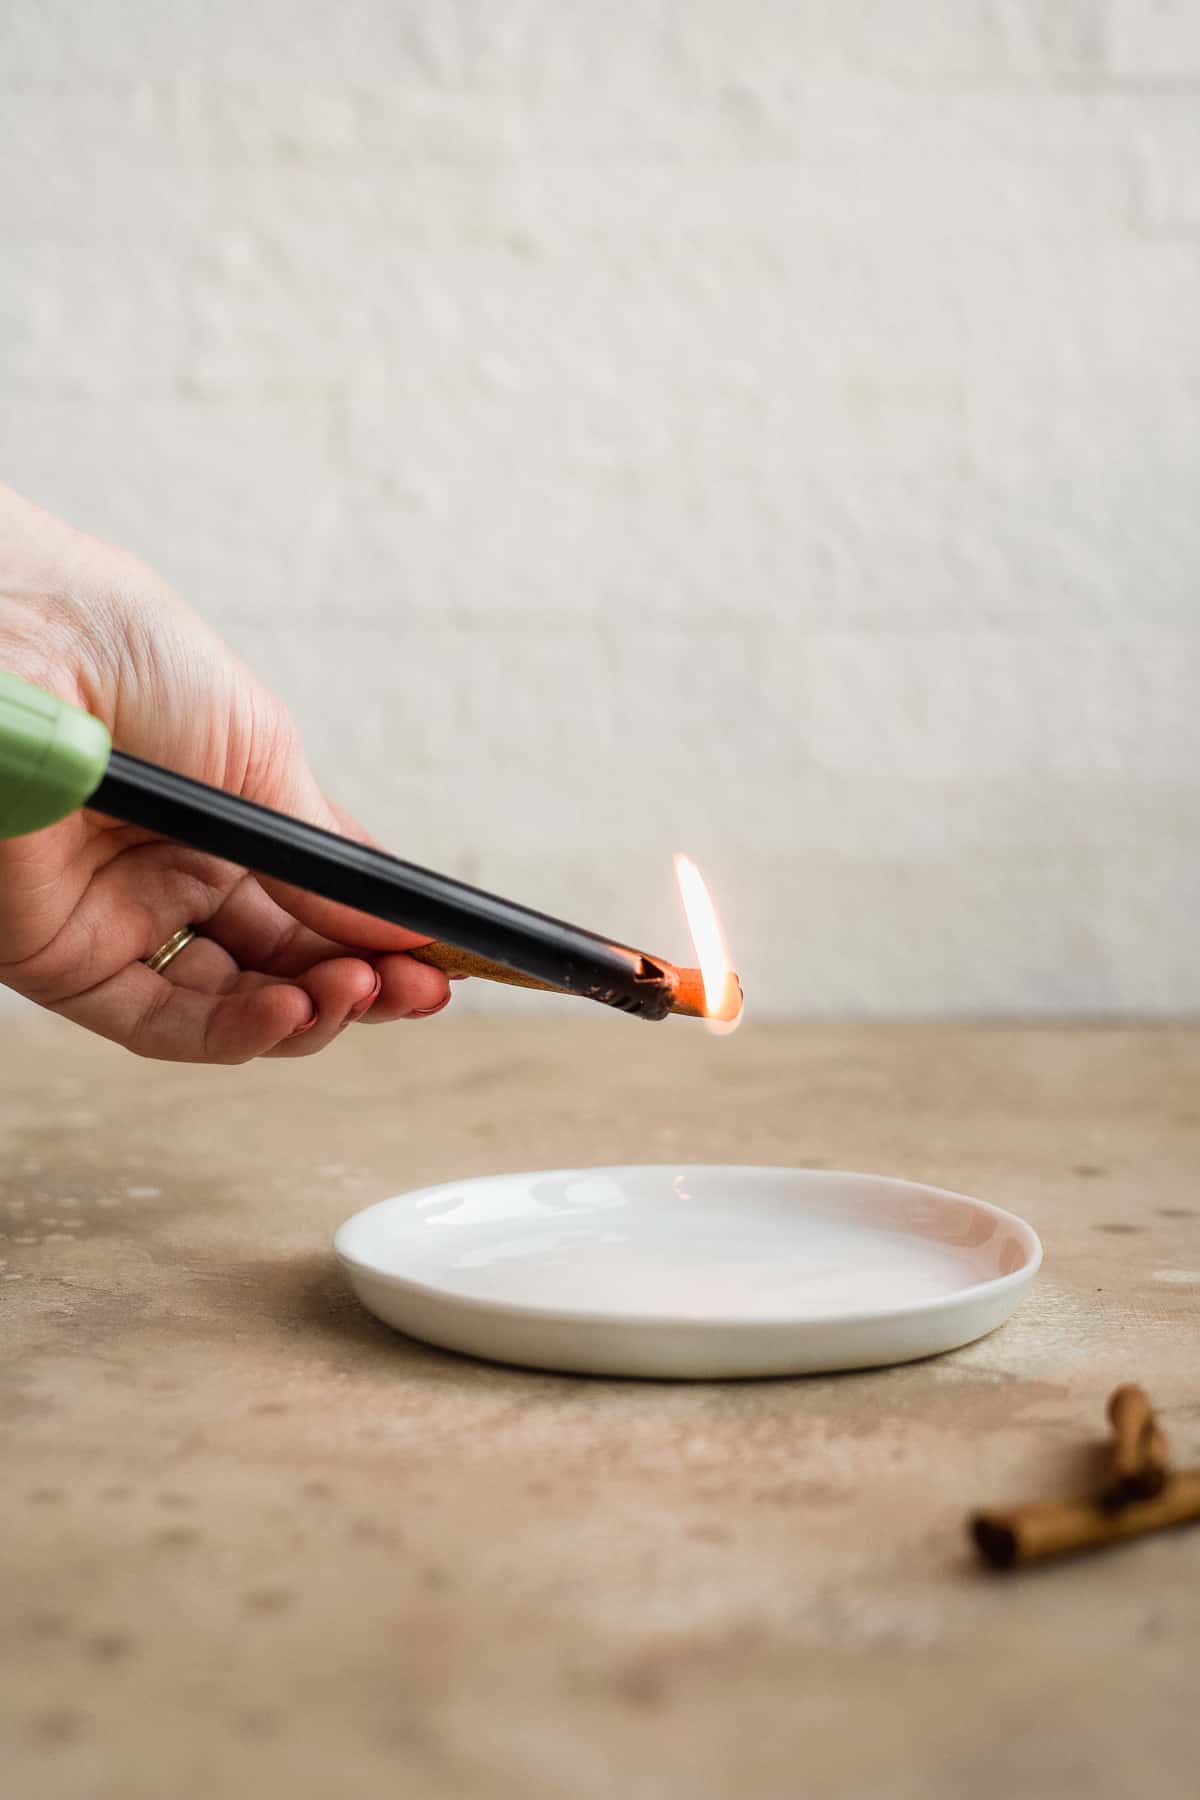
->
[334, 1165, 1041, 1379]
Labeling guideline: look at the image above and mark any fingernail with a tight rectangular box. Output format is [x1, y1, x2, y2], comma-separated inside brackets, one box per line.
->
[290, 1001, 318, 1037]
[410, 994, 451, 1019]
[349, 970, 383, 1023]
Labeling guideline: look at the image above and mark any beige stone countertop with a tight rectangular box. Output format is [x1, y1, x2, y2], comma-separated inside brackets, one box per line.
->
[2, 1012, 1199, 1799]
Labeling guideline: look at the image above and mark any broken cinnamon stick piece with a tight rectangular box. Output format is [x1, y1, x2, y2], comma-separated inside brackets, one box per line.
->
[409, 943, 742, 1023]
[971, 1468, 1200, 1571]
[1104, 1384, 1170, 1507]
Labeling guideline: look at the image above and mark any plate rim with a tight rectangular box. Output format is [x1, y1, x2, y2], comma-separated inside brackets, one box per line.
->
[333, 1163, 1043, 1334]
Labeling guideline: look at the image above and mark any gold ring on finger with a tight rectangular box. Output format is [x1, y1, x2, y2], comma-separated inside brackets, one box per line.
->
[144, 926, 197, 975]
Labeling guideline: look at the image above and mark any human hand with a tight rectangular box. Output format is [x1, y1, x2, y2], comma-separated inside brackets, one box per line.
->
[0, 482, 451, 1060]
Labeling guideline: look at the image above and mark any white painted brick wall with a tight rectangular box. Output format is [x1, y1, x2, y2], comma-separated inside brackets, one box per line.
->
[2, 2, 1198, 1016]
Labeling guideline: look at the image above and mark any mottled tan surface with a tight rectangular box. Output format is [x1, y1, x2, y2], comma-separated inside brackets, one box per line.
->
[2, 1013, 1199, 1799]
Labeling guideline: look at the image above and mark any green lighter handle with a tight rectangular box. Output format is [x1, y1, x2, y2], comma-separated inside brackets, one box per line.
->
[0, 669, 112, 838]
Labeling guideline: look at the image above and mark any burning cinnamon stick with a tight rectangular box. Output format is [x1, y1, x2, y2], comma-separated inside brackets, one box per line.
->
[971, 1469, 1200, 1571]
[1104, 1384, 1169, 1507]
[409, 943, 742, 1023]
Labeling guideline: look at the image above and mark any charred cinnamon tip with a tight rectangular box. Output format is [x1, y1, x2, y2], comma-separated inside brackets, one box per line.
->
[668, 967, 743, 1022]
[1101, 1469, 1168, 1511]
[971, 1514, 1019, 1571]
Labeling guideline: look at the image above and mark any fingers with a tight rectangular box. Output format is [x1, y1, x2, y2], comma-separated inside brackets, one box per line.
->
[8, 719, 456, 1056]
[349, 951, 450, 1022]
[7, 835, 235, 1006]
[10, 829, 452, 1050]
[201, 872, 360, 977]
[262, 955, 380, 1059]
[149, 926, 375, 1048]
[200, 876, 452, 1021]
[50, 952, 433, 1064]
[35, 874, 451, 1059]
[54, 962, 315, 1064]
[158, 931, 241, 994]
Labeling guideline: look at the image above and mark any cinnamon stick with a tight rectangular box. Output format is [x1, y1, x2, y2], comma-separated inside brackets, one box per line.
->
[1104, 1384, 1169, 1507]
[409, 943, 742, 1023]
[971, 1469, 1200, 1571]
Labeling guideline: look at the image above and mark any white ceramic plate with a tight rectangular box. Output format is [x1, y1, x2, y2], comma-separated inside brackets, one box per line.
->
[334, 1165, 1041, 1380]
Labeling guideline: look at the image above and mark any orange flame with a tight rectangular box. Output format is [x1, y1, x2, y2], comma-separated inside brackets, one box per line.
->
[674, 853, 741, 1033]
